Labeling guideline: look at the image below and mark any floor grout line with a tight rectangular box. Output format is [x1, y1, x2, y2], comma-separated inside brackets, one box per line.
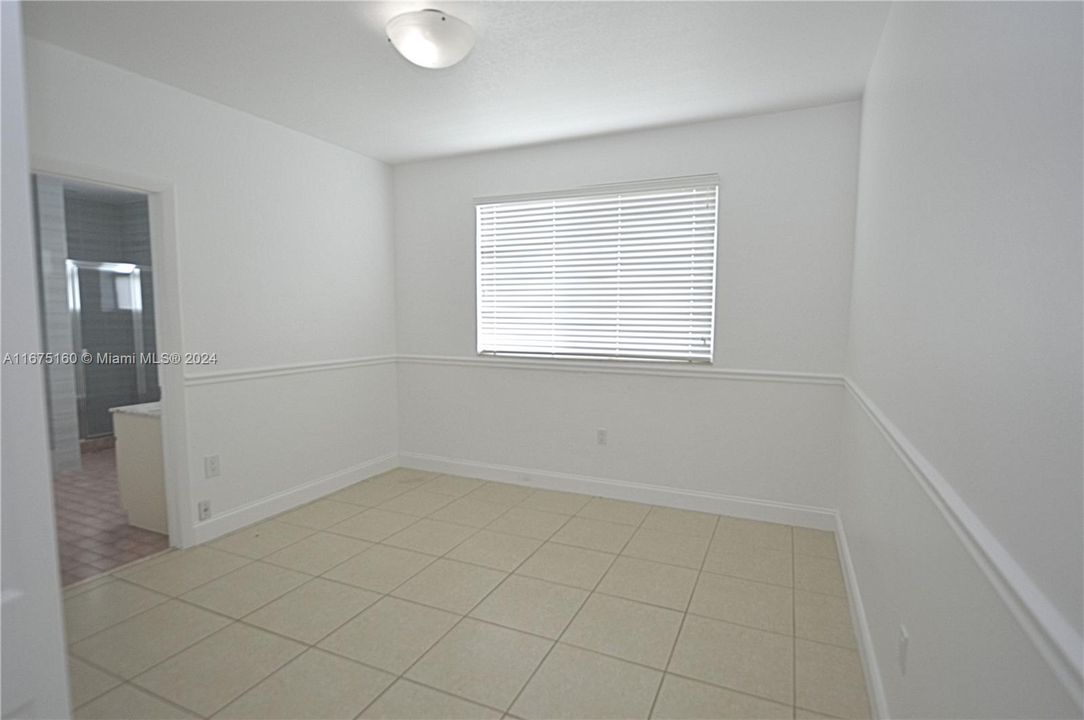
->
[349, 494, 584, 719]
[793, 525, 798, 719]
[72, 473, 542, 717]
[646, 511, 722, 719]
[66, 470, 862, 719]
[500, 499, 653, 716]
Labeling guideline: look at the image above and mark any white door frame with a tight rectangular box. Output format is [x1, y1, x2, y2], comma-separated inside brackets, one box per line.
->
[32, 156, 195, 548]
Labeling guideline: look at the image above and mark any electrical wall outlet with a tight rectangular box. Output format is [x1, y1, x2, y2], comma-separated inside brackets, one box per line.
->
[203, 455, 221, 478]
[197, 500, 212, 521]
[898, 623, 909, 675]
[596, 428, 608, 446]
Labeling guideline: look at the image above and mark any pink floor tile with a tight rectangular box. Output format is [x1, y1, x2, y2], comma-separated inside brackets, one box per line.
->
[53, 447, 168, 586]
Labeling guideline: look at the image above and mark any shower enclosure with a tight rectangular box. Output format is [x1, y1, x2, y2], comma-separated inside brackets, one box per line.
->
[34, 174, 160, 469]
[65, 259, 159, 438]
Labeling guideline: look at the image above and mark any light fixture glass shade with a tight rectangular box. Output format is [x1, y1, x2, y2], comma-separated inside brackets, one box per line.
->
[386, 9, 475, 69]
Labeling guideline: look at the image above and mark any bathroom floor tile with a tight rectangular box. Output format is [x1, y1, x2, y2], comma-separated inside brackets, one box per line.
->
[53, 448, 169, 587]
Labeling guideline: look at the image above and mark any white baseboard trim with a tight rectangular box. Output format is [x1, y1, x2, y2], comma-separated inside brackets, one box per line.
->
[835, 513, 889, 720]
[190, 452, 399, 544]
[399, 451, 837, 530]
[844, 379, 1084, 711]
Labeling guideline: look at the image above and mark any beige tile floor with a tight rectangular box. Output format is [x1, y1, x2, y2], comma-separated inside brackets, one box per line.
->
[63, 468, 870, 719]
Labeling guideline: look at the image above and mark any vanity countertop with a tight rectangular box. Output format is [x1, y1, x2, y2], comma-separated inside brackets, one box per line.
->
[109, 401, 161, 418]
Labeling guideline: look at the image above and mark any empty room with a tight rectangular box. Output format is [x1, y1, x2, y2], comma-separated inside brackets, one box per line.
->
[1, 1, 1081, 719]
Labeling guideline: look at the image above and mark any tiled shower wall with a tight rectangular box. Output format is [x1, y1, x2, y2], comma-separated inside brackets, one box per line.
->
[64, 191, 160, 438]
[34, 175, 82, 472]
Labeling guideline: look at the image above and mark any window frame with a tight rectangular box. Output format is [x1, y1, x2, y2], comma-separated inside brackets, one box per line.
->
[474, 174, 720, 364]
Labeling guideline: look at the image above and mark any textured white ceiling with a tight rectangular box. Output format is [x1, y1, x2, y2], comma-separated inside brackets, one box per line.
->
[24, 1, 889, 163]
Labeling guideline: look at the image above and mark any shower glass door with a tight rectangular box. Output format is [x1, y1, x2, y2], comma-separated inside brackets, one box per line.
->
[66, 260, 154, 438]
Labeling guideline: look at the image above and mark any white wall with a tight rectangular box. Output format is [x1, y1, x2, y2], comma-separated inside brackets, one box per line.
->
[1, 5, 71, 716]
[842, 2, 1083, 716]
[25, 40, 399, 542]
[394, 102, 861, 522]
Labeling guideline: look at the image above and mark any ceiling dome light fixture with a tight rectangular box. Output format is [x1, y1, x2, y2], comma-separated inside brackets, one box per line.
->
[386, 9, 475, 69]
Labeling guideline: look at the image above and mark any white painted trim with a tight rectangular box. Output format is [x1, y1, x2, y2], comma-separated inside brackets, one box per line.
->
[190, 452, 399, 544]
[843, 379, 1084, 710]
[184, 355, 396, 386]
[172, 352, 837, 389]
[398, 353, 843, 386]
[30, 156, 195, 549]
[399, 451, 837, 530]
[835, 512, 888, 720]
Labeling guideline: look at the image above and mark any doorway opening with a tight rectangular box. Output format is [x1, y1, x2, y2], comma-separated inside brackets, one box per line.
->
[33, 174, 170, 585]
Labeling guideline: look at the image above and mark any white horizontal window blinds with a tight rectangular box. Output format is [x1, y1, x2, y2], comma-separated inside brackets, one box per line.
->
[476, 175, 719, 362]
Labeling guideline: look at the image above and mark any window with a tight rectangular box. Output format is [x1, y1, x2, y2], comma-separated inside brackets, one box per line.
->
[476, 175, 719, 363]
